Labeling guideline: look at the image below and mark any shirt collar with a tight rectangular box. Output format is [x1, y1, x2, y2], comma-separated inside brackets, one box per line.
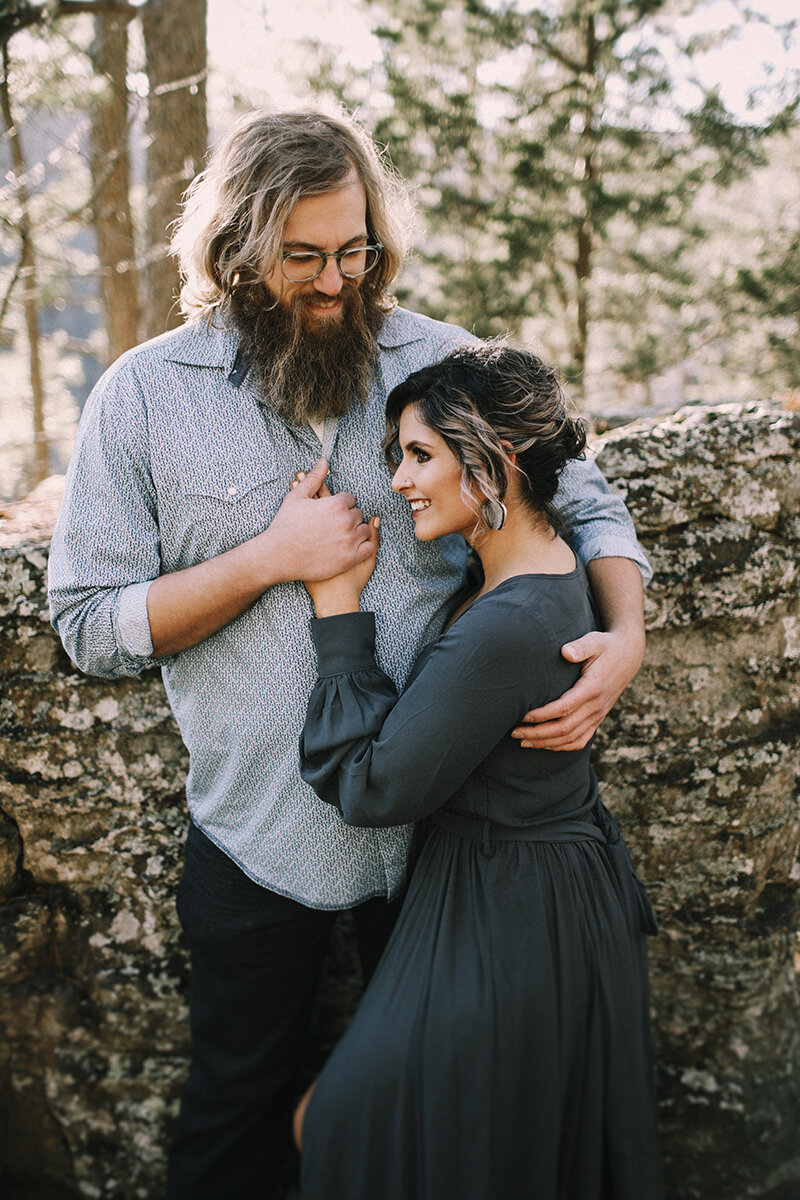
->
[376, 306, 428, 349]
[162, 317, 240, 373]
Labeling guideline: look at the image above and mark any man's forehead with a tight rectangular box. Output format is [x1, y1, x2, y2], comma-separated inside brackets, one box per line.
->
[281, 173, 368, 245]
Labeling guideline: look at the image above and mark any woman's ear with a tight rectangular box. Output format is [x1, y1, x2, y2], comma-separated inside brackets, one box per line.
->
[500, 439, 517, 466]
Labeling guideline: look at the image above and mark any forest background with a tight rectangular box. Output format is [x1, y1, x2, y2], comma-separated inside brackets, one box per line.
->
[0, 0, 798, 507]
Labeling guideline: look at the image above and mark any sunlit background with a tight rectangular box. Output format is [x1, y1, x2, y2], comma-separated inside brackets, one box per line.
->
[1, 0, 798, 504]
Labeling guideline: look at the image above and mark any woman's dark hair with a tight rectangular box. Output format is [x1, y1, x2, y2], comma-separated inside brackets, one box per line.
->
[384, 342, 587, 534]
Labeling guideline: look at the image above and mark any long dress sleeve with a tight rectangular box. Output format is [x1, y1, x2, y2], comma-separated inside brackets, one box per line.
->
[299, 584, 571, 828]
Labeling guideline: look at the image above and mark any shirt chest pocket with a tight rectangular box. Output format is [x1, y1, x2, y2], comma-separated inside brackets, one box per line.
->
[171, 459, 285, 559]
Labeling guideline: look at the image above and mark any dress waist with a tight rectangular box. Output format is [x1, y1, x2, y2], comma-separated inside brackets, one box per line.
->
[428, 802, 658, 938]
[429, 808, 607, 847]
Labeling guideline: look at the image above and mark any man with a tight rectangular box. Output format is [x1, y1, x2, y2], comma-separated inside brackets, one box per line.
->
[48, 109, 650, 1199]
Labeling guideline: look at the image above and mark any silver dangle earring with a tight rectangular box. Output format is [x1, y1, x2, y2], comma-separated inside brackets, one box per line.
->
[481, 498, 507, 531]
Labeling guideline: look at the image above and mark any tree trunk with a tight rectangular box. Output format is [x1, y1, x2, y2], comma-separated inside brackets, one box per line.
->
[89, 10, 140, 364]
[0, 41, 49, 487]
[569, 13, 598, 398]
[140, 0, 208, 340]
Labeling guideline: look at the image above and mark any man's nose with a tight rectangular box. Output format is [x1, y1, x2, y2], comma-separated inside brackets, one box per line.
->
[314, 257, 344, 295]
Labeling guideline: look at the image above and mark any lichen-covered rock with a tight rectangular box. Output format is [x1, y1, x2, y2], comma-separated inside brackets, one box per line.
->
[0, 400, 798, 1199]
[0, 532, 191, 1199]
[592, 401, 800, 1200]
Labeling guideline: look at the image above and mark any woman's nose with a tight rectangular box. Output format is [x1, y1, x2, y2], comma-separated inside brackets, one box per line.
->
[392, 468, 412, 494]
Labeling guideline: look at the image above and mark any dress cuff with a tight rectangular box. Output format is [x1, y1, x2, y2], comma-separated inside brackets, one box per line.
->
[309, 612, 377, 676]
[116, 580, 155, 658]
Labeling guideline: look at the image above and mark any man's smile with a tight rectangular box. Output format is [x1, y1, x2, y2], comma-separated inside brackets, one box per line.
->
[302, 294, 345, 318]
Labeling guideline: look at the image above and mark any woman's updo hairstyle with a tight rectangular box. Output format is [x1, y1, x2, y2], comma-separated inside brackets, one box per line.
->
[384, 341, 587, 534]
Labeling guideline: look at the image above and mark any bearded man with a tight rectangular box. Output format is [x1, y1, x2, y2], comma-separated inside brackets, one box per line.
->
[49, 109, 651, 1200]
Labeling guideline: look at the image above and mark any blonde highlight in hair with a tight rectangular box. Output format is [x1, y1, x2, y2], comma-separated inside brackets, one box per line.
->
[171, 108, 415, 320]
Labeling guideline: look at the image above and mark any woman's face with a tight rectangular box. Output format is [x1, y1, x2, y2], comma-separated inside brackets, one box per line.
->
[391, 405, 478, 542]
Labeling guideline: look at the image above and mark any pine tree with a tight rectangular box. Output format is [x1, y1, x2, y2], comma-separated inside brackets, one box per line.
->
[310, 0, 797, 405]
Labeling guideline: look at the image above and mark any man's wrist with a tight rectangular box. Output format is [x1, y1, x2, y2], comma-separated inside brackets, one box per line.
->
[244, 526, 296, 589]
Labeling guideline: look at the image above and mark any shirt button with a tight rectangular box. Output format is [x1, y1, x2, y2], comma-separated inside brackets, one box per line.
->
[227, 486, 238, 497]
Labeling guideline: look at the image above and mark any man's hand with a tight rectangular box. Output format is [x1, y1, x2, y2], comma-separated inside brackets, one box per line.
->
[146, 458, 376, 657]
[267, 458, 376, 583]
[512, 556, 647, 751]
[511, 628, 645, 750]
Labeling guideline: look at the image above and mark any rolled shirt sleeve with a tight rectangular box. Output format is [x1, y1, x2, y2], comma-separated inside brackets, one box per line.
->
[48, 356, 162, 678]
[116, 579, 155, 659]
[555, 454, 652, 586]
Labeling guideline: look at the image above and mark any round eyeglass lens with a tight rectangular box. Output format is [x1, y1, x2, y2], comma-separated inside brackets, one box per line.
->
[282, 245, 381, 282]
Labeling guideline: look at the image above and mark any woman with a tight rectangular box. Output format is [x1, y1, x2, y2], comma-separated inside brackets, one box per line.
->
[295, 343, 661, 1199]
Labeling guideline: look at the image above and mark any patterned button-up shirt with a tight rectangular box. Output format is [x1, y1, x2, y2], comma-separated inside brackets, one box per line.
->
[48, 307, 651, 908]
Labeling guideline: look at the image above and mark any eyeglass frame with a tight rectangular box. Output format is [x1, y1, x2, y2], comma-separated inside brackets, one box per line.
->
[279, 242, 384, 283]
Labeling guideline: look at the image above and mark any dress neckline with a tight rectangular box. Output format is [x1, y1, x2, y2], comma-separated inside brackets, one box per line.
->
[444, 559, 583, 632]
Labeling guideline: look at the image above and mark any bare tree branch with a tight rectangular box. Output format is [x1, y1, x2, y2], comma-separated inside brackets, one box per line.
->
[0, 252, 23, 326]
[1, 1, 137, 44]
[2, 1, 139, 37]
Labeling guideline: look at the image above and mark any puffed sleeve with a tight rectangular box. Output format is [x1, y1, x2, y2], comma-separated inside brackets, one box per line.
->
[299, 595, 556, 827]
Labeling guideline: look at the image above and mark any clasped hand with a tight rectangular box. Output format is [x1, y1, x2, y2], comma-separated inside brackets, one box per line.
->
[284, 457, 379, 617]
[280, 461, 644, 752]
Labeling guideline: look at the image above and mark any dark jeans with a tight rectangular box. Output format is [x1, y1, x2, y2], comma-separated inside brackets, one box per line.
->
[167, 822, 399, 1200]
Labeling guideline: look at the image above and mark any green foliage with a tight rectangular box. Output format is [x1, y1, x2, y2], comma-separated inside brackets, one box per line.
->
[306, 0, 799, 407]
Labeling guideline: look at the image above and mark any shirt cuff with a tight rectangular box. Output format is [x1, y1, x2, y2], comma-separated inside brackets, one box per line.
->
[309, 612, 377, 676]
[576, 537, 653, 587]
[116, 580, 155, 658]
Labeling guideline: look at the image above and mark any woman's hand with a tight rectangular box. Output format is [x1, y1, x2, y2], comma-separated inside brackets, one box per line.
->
[291, 470, 380, 617]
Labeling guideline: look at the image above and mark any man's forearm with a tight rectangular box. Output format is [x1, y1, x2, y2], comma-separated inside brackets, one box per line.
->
[147, 461, 375, 657]
[146, 534, 281, 657]
[585, 556, 646, 662]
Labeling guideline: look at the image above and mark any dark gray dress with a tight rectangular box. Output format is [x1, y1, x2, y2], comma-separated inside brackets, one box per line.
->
[299, 568, 661, 1200]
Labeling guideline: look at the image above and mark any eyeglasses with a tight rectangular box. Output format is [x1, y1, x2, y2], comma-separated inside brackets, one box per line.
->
[280, 243, 383, 283]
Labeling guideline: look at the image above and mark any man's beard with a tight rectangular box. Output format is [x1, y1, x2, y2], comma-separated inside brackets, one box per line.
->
[229, 282, 386, 426]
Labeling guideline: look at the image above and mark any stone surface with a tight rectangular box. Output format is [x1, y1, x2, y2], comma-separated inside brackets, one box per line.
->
[592, 401, 800, 1200]
[0, 529, 191, 1199]
[0, 400, 798, 1199]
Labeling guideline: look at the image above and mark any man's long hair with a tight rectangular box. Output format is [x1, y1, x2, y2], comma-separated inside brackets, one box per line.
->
[172, 108, 414, 321]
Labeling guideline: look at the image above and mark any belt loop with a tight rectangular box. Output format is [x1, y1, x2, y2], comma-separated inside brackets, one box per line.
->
[481, 820, 493, 858]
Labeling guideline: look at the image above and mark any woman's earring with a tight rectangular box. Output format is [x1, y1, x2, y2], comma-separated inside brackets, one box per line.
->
[481, 498, 507, 531]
